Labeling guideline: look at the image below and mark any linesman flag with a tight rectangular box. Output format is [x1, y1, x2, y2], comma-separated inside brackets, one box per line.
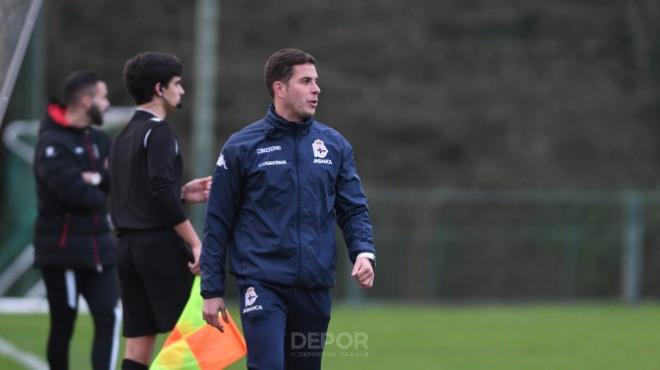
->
[151, 277, 247, 369]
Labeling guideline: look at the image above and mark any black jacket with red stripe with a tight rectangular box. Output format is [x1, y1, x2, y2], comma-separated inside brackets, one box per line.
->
[33, 102, 116, 270]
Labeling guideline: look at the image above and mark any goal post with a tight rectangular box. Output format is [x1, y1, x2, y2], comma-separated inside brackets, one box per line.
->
[0, 0, 43, 125]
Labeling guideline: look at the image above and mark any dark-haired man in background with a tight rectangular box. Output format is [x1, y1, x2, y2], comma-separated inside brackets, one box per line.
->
[33, 70, 120, 370]
[109, 51, 211, 370]
[201, 48, 376, 370]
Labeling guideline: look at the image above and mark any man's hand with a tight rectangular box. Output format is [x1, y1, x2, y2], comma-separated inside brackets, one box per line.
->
[187, 244, 201, 275]
[181, 176, 212, 203]
[81, 171, 101, 186]
[351, 257, 375, 288]
[203, 297, 229, 332]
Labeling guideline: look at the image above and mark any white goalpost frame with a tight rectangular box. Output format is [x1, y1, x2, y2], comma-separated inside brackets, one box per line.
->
[0, 0, 43, 126]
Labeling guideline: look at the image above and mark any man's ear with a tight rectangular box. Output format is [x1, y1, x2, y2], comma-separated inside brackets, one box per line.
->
[154, 82, 163, 97]
[79, 95, 93, 109]
[273, 81, 286, 98]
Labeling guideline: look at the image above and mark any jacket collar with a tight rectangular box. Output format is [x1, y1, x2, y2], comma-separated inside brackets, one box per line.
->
[264, 104, 313, 139]
[47, 102, 70, 127]
[39, 100, 86, 134]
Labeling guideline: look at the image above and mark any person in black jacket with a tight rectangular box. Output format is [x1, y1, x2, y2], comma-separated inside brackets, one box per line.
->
[109, 52, 211, 370]
[33, 70, 120, 370]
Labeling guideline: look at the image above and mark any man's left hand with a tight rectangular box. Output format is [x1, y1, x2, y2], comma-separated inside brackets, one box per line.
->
[351, 257, 375, 288]
[81, 171, 101, 186]
[182, 176, 212, 203]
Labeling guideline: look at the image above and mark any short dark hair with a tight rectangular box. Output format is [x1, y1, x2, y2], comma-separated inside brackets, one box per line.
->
[264, 48, 316, 98]
[123, 52, 183, 105]
[61, 70, 103, 106]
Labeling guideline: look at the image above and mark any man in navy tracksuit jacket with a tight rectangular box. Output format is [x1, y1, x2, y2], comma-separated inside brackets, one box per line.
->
[201, 48, 376, 370]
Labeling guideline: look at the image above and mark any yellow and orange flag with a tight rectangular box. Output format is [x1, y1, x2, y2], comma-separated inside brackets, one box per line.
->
[151, 277, 247, 370]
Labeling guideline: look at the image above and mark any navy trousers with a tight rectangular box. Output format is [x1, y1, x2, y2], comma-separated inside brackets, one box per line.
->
[237, 278, 331, 370]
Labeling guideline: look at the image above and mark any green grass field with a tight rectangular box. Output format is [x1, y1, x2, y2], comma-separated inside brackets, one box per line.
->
[1, 303, 660, 370]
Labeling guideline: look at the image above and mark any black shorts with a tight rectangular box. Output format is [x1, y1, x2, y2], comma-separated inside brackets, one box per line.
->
[117, 228, 194, 337]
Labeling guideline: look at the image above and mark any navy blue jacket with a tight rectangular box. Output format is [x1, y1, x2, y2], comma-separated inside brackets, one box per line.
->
[201, 105, 375, 298]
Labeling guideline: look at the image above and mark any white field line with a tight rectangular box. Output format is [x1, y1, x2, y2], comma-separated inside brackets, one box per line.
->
[0, 336, 47, 370]
[0, 297, 89, 314]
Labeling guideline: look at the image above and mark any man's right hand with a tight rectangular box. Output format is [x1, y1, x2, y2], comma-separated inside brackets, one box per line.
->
[202, 297, 228, 332]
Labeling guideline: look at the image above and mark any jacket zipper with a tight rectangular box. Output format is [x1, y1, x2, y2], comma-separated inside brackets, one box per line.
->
[83, 129, 97, 167]
[84, 130, 103, 272]
[294, 132, 303, 285]
[58, 213, 70, 248]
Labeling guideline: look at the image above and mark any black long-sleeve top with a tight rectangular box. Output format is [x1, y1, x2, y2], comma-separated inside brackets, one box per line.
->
[109, 109, 186, 231]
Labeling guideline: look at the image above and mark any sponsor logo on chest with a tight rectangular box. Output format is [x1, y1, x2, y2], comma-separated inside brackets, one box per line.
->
[255, 145, 287, 168]
[256, 145, 282, 155]
[258, 160, 287, 168]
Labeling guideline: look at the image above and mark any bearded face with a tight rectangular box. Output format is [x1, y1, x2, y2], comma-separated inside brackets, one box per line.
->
[88, 104, 104, 126]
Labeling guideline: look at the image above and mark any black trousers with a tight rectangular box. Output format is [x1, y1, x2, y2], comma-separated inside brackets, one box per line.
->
[41, 265, 121, 370]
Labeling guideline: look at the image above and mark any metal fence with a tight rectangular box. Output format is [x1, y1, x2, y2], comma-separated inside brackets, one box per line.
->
[1, 116, 658, 303]
[335, 189, 659, 304]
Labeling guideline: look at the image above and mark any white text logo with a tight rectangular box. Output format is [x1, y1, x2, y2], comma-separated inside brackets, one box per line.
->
[242, 305, 263, 314]
[314, 158, 333, 165]
[258, 160, 287, 168]
[257, 145, 282, 154]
